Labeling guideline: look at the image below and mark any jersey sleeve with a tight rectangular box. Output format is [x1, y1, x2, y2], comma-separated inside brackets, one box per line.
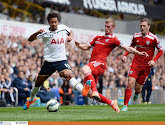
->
[88, 36, 98, 47]
[60, 24, 71, 35]
[114, 36, 123, 47]
[36, 28, 47, 39]
[154, 35, 163, 51]
[130, 35, 136, 47]
[37, 33, 43, 39]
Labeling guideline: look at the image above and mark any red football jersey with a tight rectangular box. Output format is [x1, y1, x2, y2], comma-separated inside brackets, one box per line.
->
[131, 32, 162, 67]
[89, 34, 123, 63]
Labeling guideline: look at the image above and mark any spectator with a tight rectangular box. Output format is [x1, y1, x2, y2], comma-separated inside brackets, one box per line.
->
[59, 80, 73, 105]
[0, 74, 15, 106]
[13, 72, 31, 106]
[141, 67, 154, 104]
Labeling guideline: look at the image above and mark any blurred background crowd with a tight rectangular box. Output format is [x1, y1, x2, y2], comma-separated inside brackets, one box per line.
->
[0, 34, 165, 106]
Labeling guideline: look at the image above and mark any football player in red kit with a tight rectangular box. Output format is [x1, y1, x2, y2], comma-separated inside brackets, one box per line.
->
[75, 18, 148, 113]
[121, 18, 163, 111]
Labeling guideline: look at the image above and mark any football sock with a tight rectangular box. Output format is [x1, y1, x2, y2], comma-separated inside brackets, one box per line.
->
[124, 87, 133, 106]
[98, 93, 114, 107]
[29, 86, 40, 102]
[69, 77, 83, 93]
[84, 73, 97, 92]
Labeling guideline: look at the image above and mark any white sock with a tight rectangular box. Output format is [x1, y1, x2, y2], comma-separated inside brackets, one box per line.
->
[29, 86, 40, 102]
[69, 77, 83, 93]
[110, 100, 115, 107]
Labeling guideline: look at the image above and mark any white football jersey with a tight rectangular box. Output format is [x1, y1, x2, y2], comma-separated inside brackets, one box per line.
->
[37, 24, 71, 62]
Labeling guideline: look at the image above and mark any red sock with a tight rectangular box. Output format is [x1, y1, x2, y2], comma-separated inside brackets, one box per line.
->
[98, 93, 114, 107]
[124, 87, 133, 106]
[84, 73, 97, 92]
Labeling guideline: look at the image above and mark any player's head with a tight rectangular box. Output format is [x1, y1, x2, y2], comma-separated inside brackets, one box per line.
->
[105, 18, 116, 35]
[47, 12, 59, 31]
[140, 18, 151, 36]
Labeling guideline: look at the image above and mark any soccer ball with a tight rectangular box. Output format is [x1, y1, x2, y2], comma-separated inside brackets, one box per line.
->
[46, 99, 60, 112]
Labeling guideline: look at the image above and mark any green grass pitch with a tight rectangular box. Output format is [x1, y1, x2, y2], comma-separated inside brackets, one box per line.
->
[0, 104, 165, 121]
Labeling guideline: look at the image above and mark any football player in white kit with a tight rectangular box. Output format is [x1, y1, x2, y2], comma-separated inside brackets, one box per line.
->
[23, 12, 84, 110]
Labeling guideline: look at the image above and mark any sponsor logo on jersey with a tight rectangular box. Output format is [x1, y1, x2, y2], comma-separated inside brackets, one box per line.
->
[51, 38, 64, 44]
[95, 41, 105, 45]
[129, 70, 133, 74]
[136, 45, 149, 49]
[157, 43, 162, 48]
[146, 41, 150, 45]
[105, 39, 109, 42]
[136, 40, 139, 42]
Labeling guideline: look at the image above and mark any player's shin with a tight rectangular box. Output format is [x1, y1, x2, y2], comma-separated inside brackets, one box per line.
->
[69, 77, 83, 93]
[29, 86, 40, 102]
[124, 87, 133, 106]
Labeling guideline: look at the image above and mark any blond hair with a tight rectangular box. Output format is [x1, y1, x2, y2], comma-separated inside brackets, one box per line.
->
[141, 18, 151, 26]
[105, 18, 116, 27]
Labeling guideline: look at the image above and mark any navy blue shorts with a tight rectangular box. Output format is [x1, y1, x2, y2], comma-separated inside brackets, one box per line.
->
[39, 60, 71, 76]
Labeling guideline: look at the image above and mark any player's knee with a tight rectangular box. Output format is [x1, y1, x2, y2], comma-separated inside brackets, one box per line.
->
[82, 65, 91, 74]
[87, 89, 93, 98]
[128, 80, 135, 87]
[61, 70, 73, 81]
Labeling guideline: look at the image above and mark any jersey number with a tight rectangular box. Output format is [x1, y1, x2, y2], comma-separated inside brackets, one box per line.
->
[64, 64, 71, 69]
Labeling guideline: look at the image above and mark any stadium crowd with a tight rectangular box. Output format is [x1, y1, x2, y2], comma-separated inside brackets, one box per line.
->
[0, 35, 165, 106]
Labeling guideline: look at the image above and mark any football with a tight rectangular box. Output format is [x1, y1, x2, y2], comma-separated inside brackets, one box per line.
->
[46, 99, 60, 112]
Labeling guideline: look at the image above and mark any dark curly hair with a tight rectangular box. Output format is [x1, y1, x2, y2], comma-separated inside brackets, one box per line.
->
[47, 12, 59, 22]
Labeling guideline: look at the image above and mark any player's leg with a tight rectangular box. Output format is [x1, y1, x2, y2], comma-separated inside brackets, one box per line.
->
[81, 65, 98, 97]
[121, 76, 136, 111]
[23, 61, 55, 110]
[82, 61, 106, 99]
[58, 60, 83, 93]
[122, 63, 139, 111]
[134, 69, 150, 101]
[87, 90, 120, 113]
[98, 93, 120, 113]
[133, 82, 143, 101]
[23, 75, 50, 110]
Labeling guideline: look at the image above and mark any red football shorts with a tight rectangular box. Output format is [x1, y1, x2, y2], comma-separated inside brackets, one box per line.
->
[128, 62, 151, 85]
[87, 60, 106, 84]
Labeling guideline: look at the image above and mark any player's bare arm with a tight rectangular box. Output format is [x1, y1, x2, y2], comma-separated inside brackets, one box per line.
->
[121, 45, 149, 57]
[66, 30, 74, 42]
[28, 29, 45, 42]
[75, 41, 91, 50]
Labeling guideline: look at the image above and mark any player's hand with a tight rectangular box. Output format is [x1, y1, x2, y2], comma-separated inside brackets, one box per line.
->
[139, 52, 149, 57]
[122, 56, 127, 62]
[37, 29, 45, 34]
[66, 36, 73, 42]
[148, 60, 155, 67]
[75, 41, 80, 47]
